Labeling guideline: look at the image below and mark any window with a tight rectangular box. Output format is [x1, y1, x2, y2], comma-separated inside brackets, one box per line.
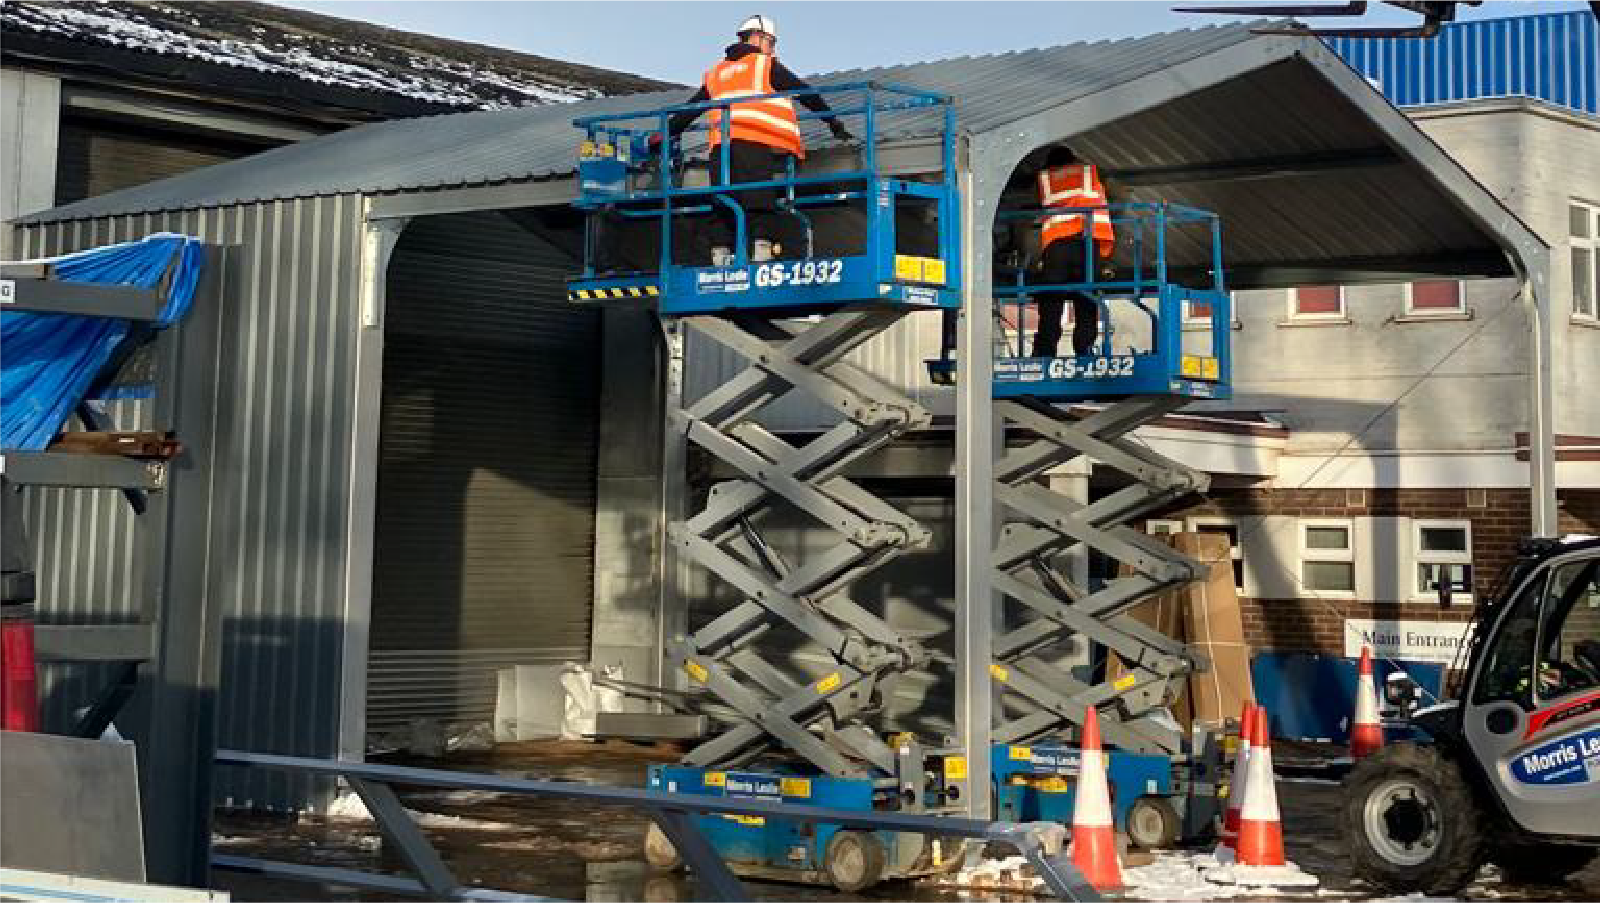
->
[1535, 558, 1600, 702]
[1404, 280, 1465, 317]
[1187, 517, 1243, 591]
[1473, 574, 1542, 707]
[1570, 201, 1599, 320]
[1299, 520, 1354, 594]
[1287, 285, 1345, 322]
[1186, 291, 1238, 331]
[1148, 519, 1184, 536]
[1413, 520, 1473, 602]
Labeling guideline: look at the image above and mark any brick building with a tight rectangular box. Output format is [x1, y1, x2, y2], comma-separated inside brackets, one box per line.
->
[1148, 11, 1600, 660]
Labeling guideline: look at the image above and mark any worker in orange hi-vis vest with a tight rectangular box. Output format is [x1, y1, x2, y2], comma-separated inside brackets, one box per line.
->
[1030, 144, 1117, 359]
[661, 15, 854, 265]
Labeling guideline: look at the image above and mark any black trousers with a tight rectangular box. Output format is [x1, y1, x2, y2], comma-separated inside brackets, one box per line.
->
[710, 140, 789, 248]
[1032, 238, 1100, 358]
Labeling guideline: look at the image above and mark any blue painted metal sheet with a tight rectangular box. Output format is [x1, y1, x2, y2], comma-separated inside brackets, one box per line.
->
[1328, 10, 1598, 115]
[1250, 652, 1445, 742]
[649, 764, 923, 880]
[990, 743, 1172, 831]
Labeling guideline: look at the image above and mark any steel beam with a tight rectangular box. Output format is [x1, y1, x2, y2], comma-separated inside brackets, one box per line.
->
[1104, 147, 1398, 186]
[0, 275, 165, 320]
[32, 624, 156, 662]
[0, 452, 165, 490]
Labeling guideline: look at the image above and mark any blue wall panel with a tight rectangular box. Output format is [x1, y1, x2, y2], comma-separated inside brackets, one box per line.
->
[1251, 652, 1445, 742]
[1328, 10, 1598, 116]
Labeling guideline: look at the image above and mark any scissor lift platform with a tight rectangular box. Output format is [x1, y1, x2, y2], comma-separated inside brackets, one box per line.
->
[566, 81, 960, 318]
[567, 249, 957, 315]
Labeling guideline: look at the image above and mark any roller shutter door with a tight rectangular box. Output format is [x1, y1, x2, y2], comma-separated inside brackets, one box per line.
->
[367, 210, 601, 733]
[55, 114, 262, 205]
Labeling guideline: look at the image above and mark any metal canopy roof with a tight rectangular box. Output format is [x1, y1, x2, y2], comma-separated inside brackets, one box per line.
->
[10, 20, 1278, 221]
[14, 18, 1536, 287]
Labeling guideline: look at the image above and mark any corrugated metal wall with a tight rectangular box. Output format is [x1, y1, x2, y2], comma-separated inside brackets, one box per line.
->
[366, 210, 601, 733]
[1328, 10, 1598, 115]
[13, 195, 367, 809]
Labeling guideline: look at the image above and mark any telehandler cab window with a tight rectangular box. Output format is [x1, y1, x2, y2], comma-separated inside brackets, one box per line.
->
[1473, 577, 1543, 708]
[1535, 559, 1601, 701]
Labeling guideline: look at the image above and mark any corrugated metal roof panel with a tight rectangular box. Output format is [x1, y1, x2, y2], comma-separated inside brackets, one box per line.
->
[1328, 10, 1598, 115]
[17, 20, 1273, 223]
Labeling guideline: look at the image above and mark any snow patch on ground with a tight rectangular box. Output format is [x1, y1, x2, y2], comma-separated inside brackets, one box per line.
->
[404, 810, 522, 832]
[406, 790, 508, 805]
[325, 792, 522, 832]
[932, 849, 1326, 899]
[1204, 861, 1321, 888]
[1122, 853, 1235, 900]
[326, 792, 373, 820]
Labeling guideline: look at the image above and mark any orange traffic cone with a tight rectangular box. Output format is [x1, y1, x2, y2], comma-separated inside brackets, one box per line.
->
[1236, 706, 1285, 867]
[1217, 699, 1254, 855]
[1071, 706, 1124, 891]
[1350, 646, 1384, 759]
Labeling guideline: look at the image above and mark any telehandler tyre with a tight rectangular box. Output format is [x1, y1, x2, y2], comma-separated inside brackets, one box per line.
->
[1342, 743, 1483, 895]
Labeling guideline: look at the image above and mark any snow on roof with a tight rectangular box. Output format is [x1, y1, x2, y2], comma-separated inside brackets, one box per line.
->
[1, 1, 676, 109]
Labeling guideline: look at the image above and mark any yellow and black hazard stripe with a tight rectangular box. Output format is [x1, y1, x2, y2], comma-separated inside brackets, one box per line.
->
[568, 285, 661, 302]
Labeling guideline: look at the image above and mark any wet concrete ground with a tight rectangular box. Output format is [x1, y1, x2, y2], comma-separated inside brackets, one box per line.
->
[212, 739, 1598, 902]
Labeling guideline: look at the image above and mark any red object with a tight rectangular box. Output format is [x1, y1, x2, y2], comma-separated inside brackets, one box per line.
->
[1237, 706, 1286, 867]
[1294, 285, 1341, 315]
[1410, 280, 1462, 310]
[1220, 699, 1254, 852]
[1070, 705, 1124, 891]
[1, 615, 40, 732]
[1350, 646, 1385, 759]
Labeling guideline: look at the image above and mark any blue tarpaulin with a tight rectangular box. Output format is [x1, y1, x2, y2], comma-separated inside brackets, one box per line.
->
[2, 234, 204, 450]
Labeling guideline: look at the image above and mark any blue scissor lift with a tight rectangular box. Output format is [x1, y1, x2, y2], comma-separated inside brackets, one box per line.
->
[569, 84, 977, 891]
[933, 204, 1233, 848]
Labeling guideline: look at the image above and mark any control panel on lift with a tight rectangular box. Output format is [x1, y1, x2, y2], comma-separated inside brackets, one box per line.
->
[565, 82, 961, 316]
[928, 202, 1233, 403]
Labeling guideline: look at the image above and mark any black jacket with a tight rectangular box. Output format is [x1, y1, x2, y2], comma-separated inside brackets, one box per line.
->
[666, 42, 839, 141]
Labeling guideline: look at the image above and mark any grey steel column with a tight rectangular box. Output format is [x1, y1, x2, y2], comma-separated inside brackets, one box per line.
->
[1520, 274, 1558, 535]
[955, 155, 998, 820]
[656, 320, 688, 699]
[132, 246, 226, 886]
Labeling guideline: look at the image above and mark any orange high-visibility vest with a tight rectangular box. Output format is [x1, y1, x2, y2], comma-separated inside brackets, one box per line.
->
[703, 52, 804, 158]
[1039, 164, 1115, 258]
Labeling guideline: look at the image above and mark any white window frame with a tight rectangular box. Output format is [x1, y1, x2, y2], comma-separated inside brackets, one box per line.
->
[1186, 516, 1244, 592]
[1285, 285, 1347, 323]
[1412, 518, 1474, 604]
[1402, 279, 1468, 319]
[1569, 200, 1600, 322]
[1148, 519, 1184, 536]
[1298, 518, 1356, 598]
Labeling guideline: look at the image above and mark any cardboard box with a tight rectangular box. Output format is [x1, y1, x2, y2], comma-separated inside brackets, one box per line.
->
[1109, 533, 1254, 732]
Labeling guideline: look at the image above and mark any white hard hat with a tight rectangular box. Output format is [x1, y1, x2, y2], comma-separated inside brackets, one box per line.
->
[737, 14, 777, 40]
